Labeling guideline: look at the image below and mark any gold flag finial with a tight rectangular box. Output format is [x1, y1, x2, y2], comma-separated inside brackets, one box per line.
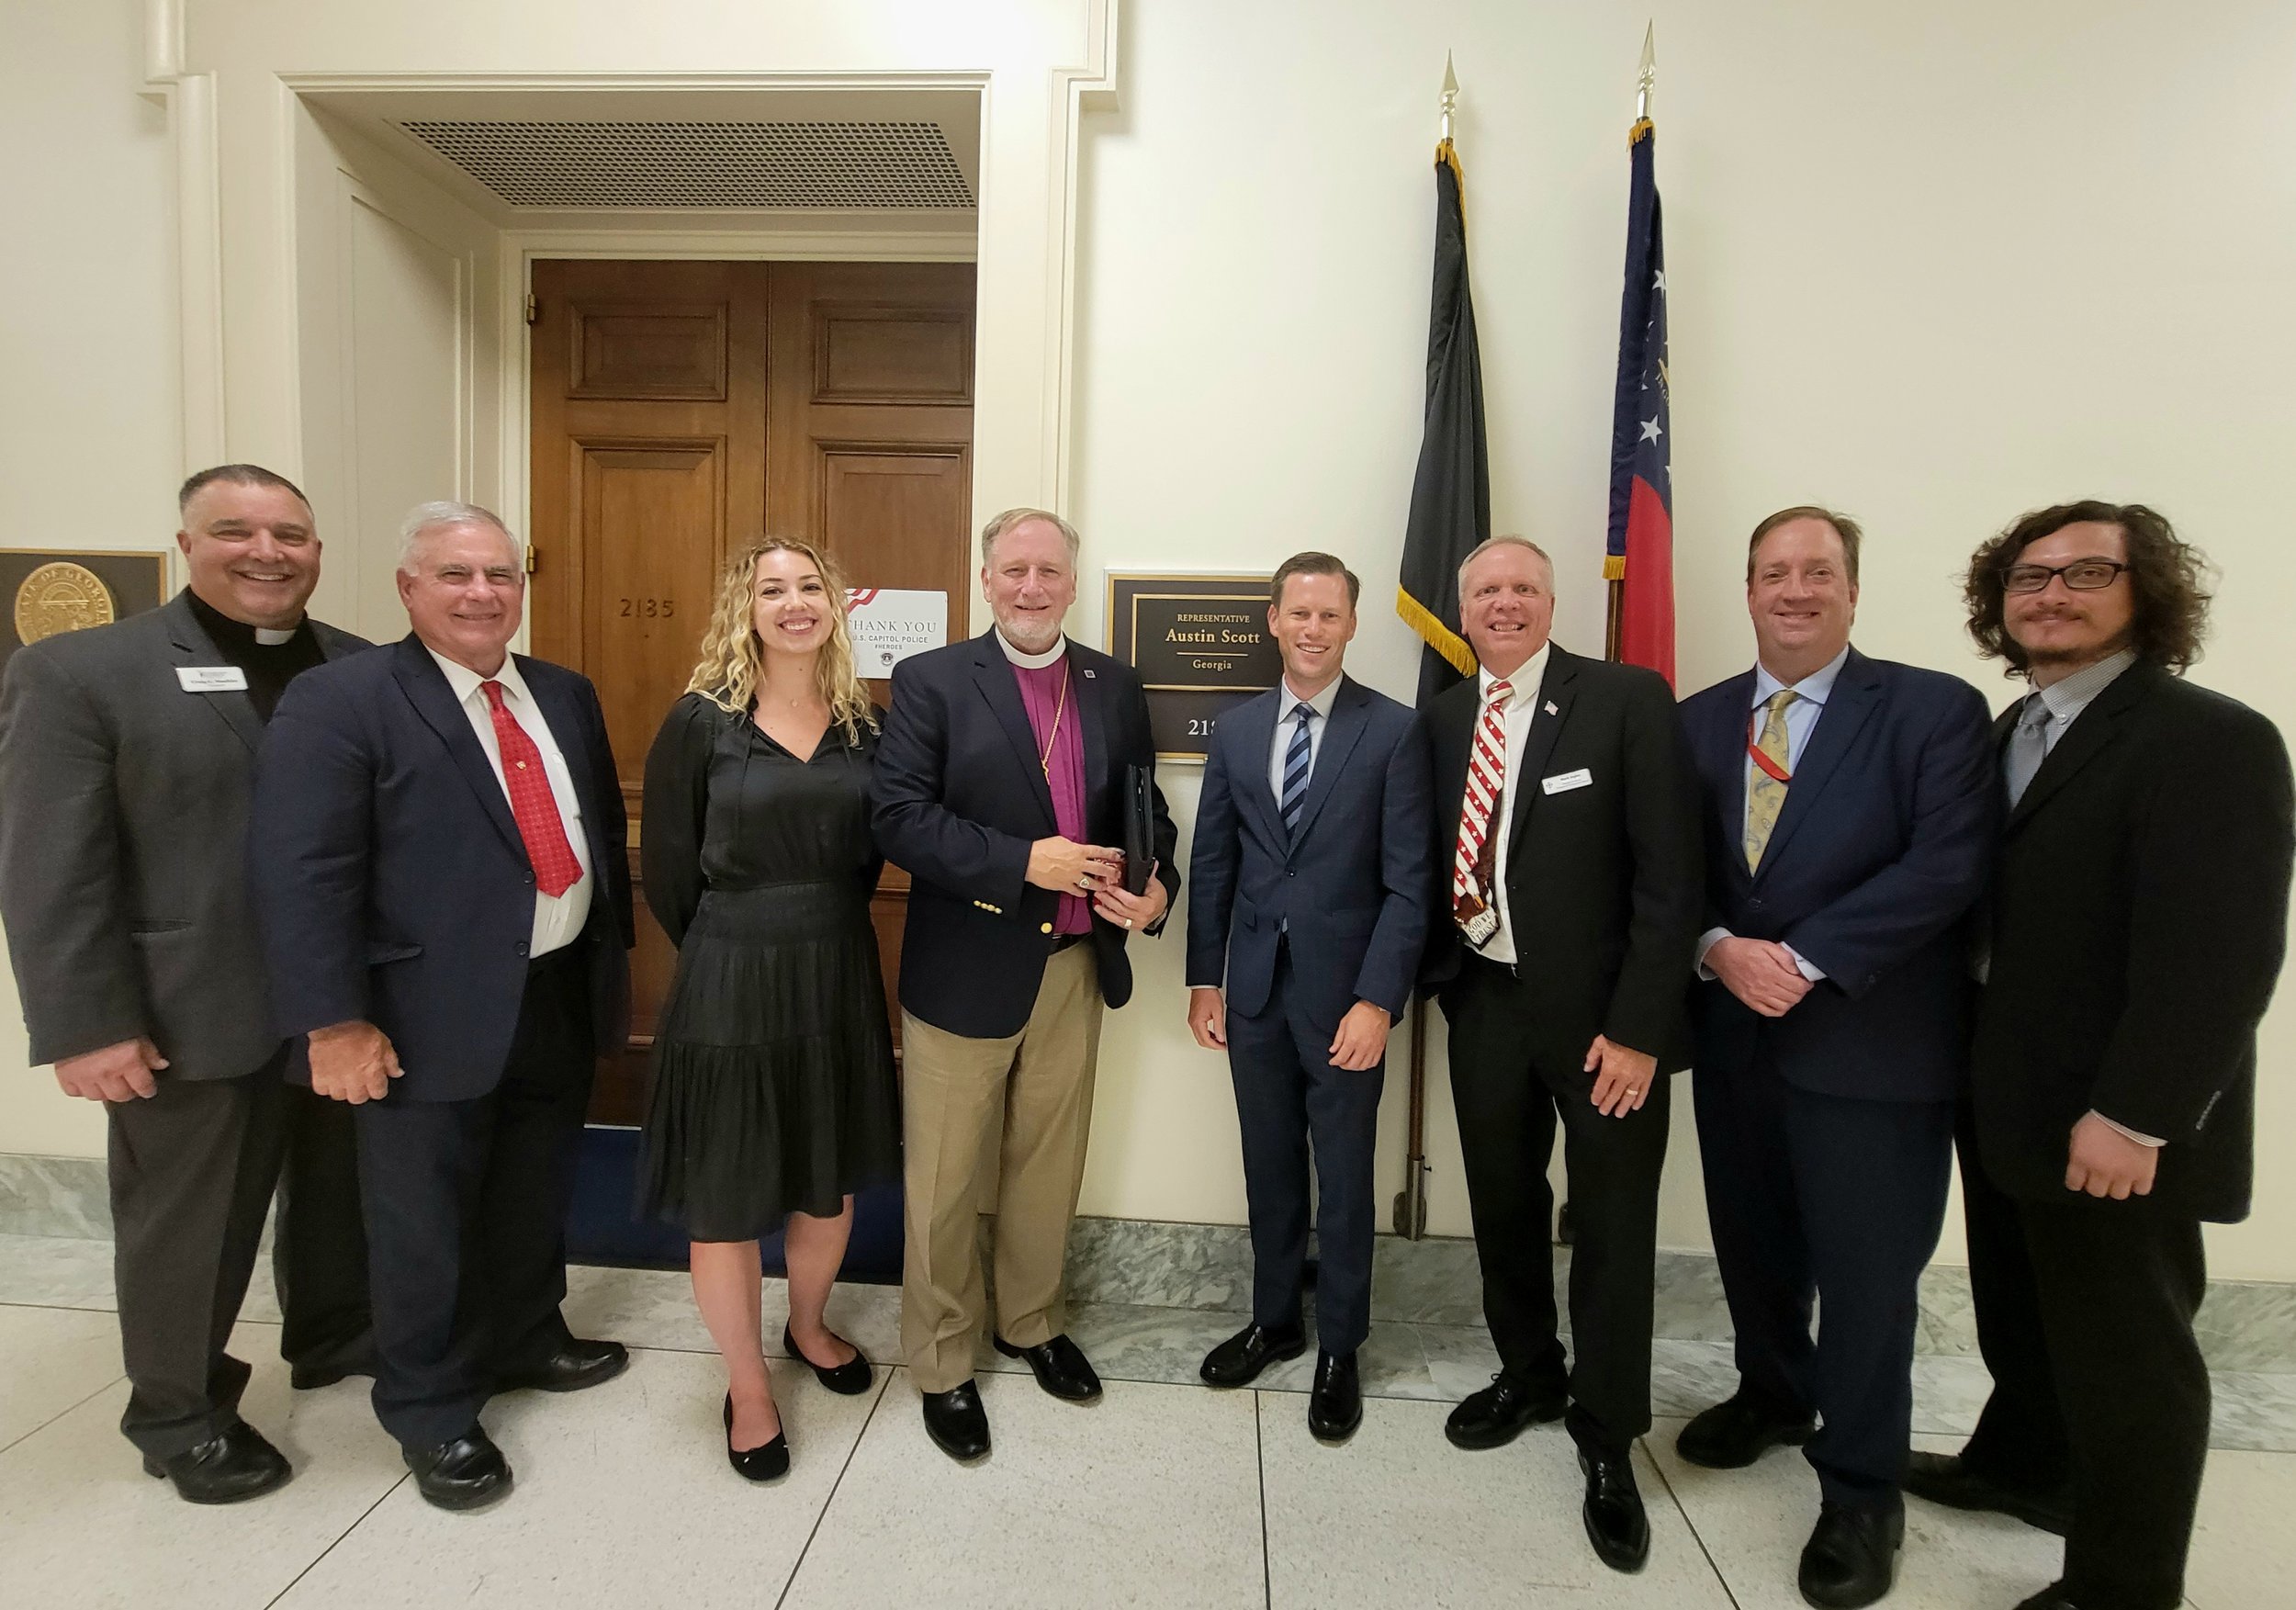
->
[1636, 23, 1656, 123]
[1440, 51, 1459, 145]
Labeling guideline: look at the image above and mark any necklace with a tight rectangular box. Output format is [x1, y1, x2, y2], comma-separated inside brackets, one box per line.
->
[1038, 668, 1072, 778]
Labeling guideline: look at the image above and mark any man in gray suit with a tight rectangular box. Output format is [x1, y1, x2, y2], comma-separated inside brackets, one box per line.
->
[0, 465, 374, 1503]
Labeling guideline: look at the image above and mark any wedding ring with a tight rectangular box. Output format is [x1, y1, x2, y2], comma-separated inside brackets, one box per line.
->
[1121, 917, 1133, 929]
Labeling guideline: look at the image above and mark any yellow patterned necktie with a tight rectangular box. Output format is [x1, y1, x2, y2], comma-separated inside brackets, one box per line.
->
[1743, 690, 1799, 871]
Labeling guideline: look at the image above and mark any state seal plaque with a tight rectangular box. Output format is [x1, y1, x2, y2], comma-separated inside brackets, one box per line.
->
[0, 550, 170, 678]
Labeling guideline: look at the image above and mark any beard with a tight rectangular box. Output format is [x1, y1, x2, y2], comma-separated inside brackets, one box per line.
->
[994, 609, 1065, 655]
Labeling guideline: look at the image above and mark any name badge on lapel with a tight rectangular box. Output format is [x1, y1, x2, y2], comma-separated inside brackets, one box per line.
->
[1541, 768, 1593, 795]
[176, 666, 249, 693]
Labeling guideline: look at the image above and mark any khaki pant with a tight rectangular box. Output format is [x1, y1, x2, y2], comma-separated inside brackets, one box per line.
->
[900, 943, 1104, 1393]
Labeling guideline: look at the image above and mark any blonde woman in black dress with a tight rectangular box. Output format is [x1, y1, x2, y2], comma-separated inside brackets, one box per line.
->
[640, 538, 900, 1480]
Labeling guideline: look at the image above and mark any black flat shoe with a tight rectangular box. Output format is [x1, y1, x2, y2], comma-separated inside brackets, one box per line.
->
[405, 1427, 512, 1511]
[1904, 1450, 2071, 1537]
[1444, 1373, 1568, 1450]
[782, 1324, 872, 1395]
[1798, 1502, 1903, 1609]
[1676, 1391, 1818, 1469]
[1580, 1447, 1650, 1573]
[141, 1421, 291, 1504]
[992, 1333, 1102, 1402]
[724, 1393, 790, 1482]
[496, 1336, 629, 1394]
[1200, 1322, 1306, 1387]
[922, 1380, 991, 1462]
[1307, 1351, 1362, 1443]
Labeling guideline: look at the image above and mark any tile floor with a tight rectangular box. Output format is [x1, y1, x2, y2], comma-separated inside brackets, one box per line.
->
[2, 1234, 2288, 1609]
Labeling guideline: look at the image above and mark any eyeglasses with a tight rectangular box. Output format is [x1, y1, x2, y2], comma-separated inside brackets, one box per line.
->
[2000, 559, 2129, 594]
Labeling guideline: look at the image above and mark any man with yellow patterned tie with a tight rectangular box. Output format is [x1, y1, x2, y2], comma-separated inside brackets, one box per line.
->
[1674, 508, 1997, 1609]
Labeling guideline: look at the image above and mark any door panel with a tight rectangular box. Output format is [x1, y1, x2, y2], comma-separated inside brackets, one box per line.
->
[529, 258, 975, 1126]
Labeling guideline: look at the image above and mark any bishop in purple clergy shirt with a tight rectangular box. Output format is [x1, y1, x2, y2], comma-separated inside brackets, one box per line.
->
[868, 506, 1178, 1469]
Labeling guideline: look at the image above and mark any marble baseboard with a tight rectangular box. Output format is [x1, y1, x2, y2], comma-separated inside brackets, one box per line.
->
[6, 1150, 2290, 1372]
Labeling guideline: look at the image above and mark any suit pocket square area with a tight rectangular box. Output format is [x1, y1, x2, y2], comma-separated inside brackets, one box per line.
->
[1540, 768, 1593, 795]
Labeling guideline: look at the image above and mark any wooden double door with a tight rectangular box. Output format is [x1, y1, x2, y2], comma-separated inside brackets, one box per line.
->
[527, 258, 976, 1123]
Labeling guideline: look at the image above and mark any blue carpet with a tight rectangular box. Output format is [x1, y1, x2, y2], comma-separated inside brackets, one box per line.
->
[565, 1125, 905, 1282]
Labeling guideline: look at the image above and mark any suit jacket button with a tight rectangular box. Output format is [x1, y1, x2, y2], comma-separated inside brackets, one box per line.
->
[516, 940, 529, 956]
[1041, 922, 1053, 934]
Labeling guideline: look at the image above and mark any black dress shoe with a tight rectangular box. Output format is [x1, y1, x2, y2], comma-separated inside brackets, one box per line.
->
[1306, 1351, 1362, 1443]
[406, 1428, 512, 1511]
[1798, 1502, 1903, 1608]
[783, 1324, 873, 1395]
[724, 1393, 790, 1482]
[2011, 1587, 2081, 1610]
[1675, 1392, 1818, 1469]
[1903, 1450, 2071, 1537]
[141, 1421, 291, 1504]
[1443, 1373, 1568, 1450]
[496, 1336, 630, 1394]
[992, 1333, 1102, 1402]
[1579, 1447, 1651, 1573]
[1200, 1323, 1306, 1387]
[921, 1381, 991, 1462]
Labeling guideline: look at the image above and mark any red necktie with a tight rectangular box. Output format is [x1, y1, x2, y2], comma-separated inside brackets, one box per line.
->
[481, 681, 583, 898]
[1453, 678, 1512, 935]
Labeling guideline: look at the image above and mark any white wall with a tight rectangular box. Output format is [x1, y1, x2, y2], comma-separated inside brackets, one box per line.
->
[4, 0, 2293, 1281]
[0, 0, 181, 1157]
[1064, 0, 2296, 1278]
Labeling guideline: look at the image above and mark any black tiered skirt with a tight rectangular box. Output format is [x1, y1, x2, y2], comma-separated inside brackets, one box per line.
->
[637, 880, 902, 1241]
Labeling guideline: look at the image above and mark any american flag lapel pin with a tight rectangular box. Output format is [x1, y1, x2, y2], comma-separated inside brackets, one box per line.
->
[1544, 700, 1559, 715]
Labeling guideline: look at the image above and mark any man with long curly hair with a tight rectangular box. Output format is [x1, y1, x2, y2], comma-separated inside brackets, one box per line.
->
[1907, 501, 2292, 1610]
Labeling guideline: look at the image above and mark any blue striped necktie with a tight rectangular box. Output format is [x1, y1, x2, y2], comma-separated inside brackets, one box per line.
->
[1280, 703, 1315, 837]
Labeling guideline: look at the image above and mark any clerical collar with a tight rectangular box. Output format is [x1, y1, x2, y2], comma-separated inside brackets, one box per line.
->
[187, 589, 304, 648]
[996, 629, 1068, 670]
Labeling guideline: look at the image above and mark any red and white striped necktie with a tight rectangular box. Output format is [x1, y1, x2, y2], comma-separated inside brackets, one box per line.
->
[1453, 677, 1512, 937]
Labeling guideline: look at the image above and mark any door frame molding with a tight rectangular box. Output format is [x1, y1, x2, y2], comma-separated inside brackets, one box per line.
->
[148, 0, 1122, 647]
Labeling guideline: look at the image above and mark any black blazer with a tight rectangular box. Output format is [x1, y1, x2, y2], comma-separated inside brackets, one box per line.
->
[1185, 676, 1433, 1025]
[871, 630, 1179, 1040]
[251, 635, 634, 1102]
[1679, 649, 1998, 1104]
[1973, 660, 2292, 1222]
[0, 591, 369, 1079]
[1423, 645, 1704, 1074]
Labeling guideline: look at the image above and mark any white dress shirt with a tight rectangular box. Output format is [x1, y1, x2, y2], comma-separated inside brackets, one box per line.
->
[1694, 647, 1851, 983]
[1476, 643, 1552, 967]
[426, 647, 592, 957]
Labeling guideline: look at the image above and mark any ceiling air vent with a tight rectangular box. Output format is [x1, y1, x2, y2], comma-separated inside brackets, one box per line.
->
[398, 120, 975, 209]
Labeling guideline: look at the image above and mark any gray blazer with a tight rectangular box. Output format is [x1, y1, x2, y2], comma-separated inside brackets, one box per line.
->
[0, 590, 371, 1079]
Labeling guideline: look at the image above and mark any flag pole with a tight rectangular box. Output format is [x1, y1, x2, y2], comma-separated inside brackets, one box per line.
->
[1605, 23, 1657, 662]
[1395, 54, 1459, 1244]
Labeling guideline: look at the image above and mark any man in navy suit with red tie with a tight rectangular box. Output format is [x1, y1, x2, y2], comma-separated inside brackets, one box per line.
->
[253, 502, 634, 1512]
[1675, 508, 1996, 1608]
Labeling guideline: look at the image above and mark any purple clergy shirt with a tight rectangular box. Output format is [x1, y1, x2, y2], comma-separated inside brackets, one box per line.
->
[1013, 654, 1091, 934]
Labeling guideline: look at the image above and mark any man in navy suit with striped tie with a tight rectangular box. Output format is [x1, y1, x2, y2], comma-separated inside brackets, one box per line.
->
[1185, 552, 1432, 1442]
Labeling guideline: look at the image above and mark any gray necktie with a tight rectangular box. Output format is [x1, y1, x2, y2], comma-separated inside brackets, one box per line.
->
[2004, 695, 2054, 807]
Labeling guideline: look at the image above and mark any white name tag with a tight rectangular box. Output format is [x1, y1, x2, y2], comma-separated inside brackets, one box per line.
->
[176, 666, 249, 692]
[1541, 768, 1593, 795]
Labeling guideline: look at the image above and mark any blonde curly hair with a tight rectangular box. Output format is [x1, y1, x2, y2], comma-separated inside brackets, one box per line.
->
[684, 537, 876, 740]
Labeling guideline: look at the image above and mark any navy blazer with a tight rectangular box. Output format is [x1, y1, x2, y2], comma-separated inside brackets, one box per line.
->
[1680, 647, 1996, 1104]
[251, 635, 634, 1102]
[871, 630, 1180, 1040]
[1185, 676, 1433, 1027]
